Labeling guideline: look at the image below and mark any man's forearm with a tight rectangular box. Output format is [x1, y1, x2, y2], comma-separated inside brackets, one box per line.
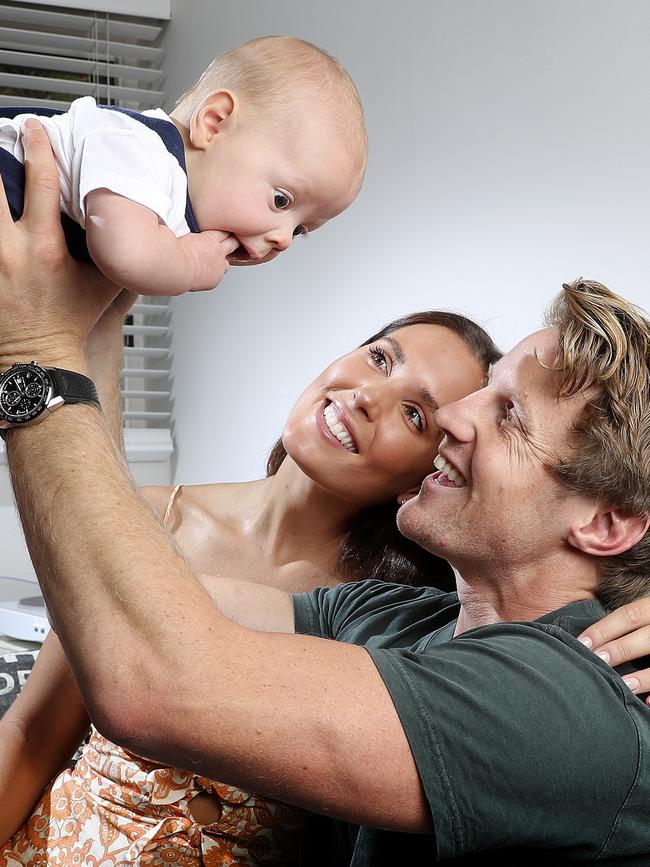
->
[87, 338, 124, 452]
[6, 400, 225, 732]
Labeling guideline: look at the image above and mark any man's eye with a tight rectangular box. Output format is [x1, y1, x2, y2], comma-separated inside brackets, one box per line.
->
[274, 191, 291, 209]
[501, 405, 516, 426]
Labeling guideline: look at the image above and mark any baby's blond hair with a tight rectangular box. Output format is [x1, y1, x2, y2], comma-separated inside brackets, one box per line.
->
[173, 35, 367, 178]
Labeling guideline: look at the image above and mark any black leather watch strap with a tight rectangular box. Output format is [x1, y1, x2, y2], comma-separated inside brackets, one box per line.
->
[47, 367, 100, 406]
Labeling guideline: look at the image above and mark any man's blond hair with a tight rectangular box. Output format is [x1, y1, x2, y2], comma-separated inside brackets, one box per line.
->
[173, 35, 367, 178]
[546, 278, 650, 608]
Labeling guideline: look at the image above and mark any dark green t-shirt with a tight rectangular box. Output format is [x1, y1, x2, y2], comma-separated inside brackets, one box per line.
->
[293, 580, 650, 864]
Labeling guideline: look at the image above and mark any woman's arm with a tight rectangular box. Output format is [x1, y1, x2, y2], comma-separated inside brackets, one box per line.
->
[579, 599, 650, 703]
[0, 634, 90, 845]
[85, 189, 238, 296]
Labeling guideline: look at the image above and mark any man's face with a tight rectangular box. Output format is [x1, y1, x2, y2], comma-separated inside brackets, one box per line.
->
[398, 328, 591, 576]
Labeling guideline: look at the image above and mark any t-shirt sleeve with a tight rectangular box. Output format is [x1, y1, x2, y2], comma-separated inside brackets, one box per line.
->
[292, 579, 452, 644]
[367, 624, 643, 860]
[64, 97, 189, 234]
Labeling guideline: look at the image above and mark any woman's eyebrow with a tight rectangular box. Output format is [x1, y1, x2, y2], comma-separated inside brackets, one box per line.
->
[385, 336, 439, 413]
[383, 336, 405, 364]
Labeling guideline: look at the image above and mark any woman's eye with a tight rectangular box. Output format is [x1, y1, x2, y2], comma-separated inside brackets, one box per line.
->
[369, 346, 389, 372]
[274, 191, 291, 209]
[293, 225, 308, 237]
[406, 406, 425, 431]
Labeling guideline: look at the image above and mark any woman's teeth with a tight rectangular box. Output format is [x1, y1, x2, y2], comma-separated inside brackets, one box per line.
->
[433, 453, 466, 487]
[323, 403, 357, 453]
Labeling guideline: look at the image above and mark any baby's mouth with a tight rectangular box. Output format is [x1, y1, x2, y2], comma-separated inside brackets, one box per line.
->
[227, 244, 253, 264]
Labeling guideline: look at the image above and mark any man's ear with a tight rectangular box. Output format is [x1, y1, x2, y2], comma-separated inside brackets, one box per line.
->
[189, 90, 237, 149]
[396, 483, 423, 506]
[568, 508, 650, 558]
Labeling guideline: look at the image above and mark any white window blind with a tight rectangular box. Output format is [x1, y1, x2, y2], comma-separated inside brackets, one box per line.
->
[0, 0, 174, 459]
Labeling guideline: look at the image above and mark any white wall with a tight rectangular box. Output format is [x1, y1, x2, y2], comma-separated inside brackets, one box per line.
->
[163, 0, 650, 484]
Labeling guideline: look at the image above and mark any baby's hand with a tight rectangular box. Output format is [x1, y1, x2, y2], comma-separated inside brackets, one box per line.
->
[179, 230, 240, 292]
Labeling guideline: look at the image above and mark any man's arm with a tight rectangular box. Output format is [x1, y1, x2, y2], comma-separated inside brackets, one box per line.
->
[8, 410, 427, 830]
[85, 189, 237, 295]
[0, 121, 430, 832]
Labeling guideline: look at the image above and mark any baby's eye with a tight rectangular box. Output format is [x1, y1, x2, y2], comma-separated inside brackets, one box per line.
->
[274, 190, 292, 210]
[405, 406, 425, 431]
[293, 225, 308, 238]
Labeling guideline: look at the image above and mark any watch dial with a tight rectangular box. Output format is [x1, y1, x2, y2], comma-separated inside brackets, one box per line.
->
[0, 364, 50, 423]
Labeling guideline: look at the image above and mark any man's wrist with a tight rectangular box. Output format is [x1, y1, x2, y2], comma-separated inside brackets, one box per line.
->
[0, 352, 89, 376]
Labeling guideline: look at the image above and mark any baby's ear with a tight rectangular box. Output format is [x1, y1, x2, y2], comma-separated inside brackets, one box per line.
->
[189, 90, 237, 148]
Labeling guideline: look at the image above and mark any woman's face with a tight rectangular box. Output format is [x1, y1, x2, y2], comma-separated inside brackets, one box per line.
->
[282, 324, 486, 506]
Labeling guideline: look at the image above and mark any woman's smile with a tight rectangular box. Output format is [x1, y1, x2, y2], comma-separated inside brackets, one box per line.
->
[317, 400, 359, 453]
[322, 401, 358, 453]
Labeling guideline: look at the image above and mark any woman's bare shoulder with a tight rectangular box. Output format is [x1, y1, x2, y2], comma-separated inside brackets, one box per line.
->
[138, 480, 262, 522]
[138, 484, 175, 519]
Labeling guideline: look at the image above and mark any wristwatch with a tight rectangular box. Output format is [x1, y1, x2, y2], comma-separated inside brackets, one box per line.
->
[0, 361, 100, 437]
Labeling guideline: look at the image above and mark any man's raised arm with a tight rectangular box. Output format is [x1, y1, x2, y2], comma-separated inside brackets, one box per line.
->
[0, 120, 430, 833]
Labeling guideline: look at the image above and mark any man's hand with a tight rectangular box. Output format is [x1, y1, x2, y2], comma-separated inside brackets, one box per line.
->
[178, 229, 239, 292]
[0, 119, 119, 370]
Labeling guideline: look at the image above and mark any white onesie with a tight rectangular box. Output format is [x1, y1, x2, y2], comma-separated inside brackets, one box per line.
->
[0, 96, 191, 236]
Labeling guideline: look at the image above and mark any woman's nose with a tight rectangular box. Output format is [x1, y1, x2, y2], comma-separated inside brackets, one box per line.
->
[352, 383, 382, 419]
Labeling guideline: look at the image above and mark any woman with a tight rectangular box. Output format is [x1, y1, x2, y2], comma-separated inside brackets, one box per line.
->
[0, 295, 499, 865]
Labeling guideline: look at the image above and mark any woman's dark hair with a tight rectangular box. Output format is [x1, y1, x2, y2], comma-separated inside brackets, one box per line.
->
[266, 311, 502, 590]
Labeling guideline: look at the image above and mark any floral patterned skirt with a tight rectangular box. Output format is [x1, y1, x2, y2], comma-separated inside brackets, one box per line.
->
[1, 727, 303, 866]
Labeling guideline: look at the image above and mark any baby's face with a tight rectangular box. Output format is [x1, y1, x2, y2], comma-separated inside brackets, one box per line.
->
[187, 109, 362, 265]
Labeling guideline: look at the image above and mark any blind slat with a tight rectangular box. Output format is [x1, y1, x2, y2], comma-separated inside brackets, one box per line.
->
[121, 368, 171, 378]
[0, 49, 165, 84]
[0, 27, 163, 62]
[122, 389, 170, 399]
[124, 346, 170, 358]
[0, 4, 164, 41]
[123, 410, 172, 421]
[131, 302, 170, 316]
[0, 94, 69, 109]
[0, 72, 163, 104]
[123, 324, 170, 337]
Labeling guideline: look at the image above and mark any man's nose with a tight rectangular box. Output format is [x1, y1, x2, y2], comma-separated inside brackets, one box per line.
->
[433, 393, 478, 443]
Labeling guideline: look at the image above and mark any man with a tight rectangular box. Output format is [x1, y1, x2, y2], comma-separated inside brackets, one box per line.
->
[1, 120, 650, 864]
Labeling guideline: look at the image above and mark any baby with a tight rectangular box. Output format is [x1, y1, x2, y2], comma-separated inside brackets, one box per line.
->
[0, 35, 367, 296]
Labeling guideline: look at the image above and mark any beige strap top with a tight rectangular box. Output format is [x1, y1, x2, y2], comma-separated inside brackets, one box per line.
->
[163, 483, 183, 530]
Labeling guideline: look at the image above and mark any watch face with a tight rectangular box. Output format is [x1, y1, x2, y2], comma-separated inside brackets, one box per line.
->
[0, 364, 51, 424]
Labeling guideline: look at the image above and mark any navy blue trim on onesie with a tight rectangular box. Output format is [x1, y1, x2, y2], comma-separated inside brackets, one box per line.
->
[0, 104, 198, 262]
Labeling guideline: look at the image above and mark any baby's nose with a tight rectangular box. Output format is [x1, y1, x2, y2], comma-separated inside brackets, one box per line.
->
[268, 226, 293, 252]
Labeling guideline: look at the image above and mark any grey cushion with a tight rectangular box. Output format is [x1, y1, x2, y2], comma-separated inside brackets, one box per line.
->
[0, 650, 39, 718]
